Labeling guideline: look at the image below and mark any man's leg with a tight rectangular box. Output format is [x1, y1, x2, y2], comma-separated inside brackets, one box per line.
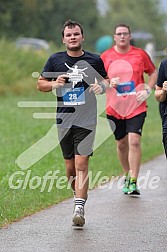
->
[64, 158, 76, 192]
[72, 155, 89, 227]
[116, 136, 130, 194]
[108, 115, 130, 194]
[116, 133, 142, 195]
[72, 125, 94, 227]
[108, 115, 129, 173]
[163, 134, 167, 158]
[74, 155, 89, 199]
[128, 132, 141, 178]
[125, 112, 146, 195]
[127, 132, 141, 195]
[60, 125, 94, 227]
[73, 125, 94, 199]
[162, 114, 167, 158]
[58, 127, 76, 193]
[116, 135, 130, 174]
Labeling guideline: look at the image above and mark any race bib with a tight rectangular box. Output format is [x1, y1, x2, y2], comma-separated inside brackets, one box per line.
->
[62, 87, 85, 105]
[116, 81, 136, 96]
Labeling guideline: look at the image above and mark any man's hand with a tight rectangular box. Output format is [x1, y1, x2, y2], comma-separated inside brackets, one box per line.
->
[89, 78, 105, 95]
[53, 74, 69, 88]
[110, 77, 120, 88]
[162, 81, 167, 93]
[136, 89, 151, 102]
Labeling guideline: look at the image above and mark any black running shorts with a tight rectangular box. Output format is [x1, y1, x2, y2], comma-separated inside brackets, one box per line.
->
[58, 125, 96, 159]
[107, 112, 147, 140]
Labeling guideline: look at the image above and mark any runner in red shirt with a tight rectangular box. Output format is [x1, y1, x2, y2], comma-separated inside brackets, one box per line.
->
[101, 24, 157, 195]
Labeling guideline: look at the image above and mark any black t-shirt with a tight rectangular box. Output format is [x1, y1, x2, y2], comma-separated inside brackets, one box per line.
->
[41, 51, 107, 128]
[157, 59, 167, 133]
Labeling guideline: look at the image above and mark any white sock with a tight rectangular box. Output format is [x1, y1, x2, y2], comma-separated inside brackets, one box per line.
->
[74, 198, 86, 211]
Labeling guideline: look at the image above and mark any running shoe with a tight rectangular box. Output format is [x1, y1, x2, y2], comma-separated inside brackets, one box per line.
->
[72, 207, 85, 227]
[128, 182, 140, 195]
[122, 175, 130, 194]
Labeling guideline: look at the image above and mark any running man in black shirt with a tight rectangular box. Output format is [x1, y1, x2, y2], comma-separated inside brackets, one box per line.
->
[37, 20, 108, 227]
[155, 59, 167, 158]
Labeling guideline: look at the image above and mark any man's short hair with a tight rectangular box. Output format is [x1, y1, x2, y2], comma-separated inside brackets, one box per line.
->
[62, 20, 84, 37]
[114, 24, 131, 34]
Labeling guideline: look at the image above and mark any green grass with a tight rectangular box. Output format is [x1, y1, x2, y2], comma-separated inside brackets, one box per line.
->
[0, 38, 54, 95]
[0, 90, 163, 228]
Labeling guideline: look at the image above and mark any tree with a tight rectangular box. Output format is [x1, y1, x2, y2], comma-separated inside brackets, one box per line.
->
[0, 0, 100, 50]
[98, 0, 167, 50]
[1, 0, 167, 51]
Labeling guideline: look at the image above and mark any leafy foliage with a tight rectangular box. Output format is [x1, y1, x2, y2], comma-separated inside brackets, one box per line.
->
[1, 0, 167, 50]
[99, 0, 167, 50]
[0, 0, 99, 49]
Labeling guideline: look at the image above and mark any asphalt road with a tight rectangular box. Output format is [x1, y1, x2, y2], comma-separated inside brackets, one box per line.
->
[0, 155, 167, 252]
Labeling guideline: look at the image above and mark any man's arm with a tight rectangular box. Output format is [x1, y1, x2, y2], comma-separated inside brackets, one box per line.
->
[147, 69, 158, 90]
[155, 83, 167, 102]
[136, 69, 158, 102]
[89, 77, 110, 95]
[37, 75, 68, 92]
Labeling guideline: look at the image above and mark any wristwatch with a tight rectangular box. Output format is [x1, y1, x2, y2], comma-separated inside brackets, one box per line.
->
[145, 89, 151, 95]
[100, 83, 106, 94]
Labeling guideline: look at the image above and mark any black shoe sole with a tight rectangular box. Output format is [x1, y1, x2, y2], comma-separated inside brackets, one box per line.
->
[128, 191, 140, 196]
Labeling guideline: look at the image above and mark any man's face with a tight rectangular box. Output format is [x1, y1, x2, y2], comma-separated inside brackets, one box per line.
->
[114, 27, 131, 48]
[62, 25, 84, 51]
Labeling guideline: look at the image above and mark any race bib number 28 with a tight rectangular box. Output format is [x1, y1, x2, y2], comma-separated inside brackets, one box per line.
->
[62, 87, 85, 105]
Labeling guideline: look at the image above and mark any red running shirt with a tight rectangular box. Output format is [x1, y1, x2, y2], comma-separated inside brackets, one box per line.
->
[101, 45, 156, 119]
